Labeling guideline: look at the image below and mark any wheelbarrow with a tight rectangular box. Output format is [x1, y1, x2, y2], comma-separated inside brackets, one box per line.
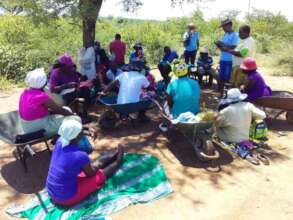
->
[152, 99, 220, 161]
[254, 91, 293, 124]
[97, 95, 154, 130]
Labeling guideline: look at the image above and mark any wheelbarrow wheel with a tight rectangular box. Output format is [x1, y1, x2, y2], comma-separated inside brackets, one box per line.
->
[286, 111, 293, 124]
[194, 139, 220, 161]
[99, 110, 118, 130]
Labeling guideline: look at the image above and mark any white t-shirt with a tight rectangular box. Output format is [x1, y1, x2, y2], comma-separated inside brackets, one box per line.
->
[116, 71, 150, 104]
[217, 102, 266, 143]
[233, 36, 256, 67]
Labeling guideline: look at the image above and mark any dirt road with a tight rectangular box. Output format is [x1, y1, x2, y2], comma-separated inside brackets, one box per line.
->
[0, 73, 292, 220]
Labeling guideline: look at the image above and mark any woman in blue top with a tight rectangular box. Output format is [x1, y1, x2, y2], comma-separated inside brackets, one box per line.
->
[215, 19, 238, 96]
[166, 60, 201, 118]
[46, 118, 124, 206]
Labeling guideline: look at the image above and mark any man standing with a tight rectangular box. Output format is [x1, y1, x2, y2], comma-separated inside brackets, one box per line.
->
[158, 46, 179, 85]
[215, 19, 238, 95]
[225, 25, 256, 88]
[109, 33, 126, 66]
[183, 23, 200, 65]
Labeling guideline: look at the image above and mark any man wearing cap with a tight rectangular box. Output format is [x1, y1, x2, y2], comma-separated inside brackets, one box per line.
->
[224, 25, 256, 88]
[216, 88, 266, 143]
[215, 18, 238, 94]
[196, 48, 215, 86]
[183, 23, 200, 65]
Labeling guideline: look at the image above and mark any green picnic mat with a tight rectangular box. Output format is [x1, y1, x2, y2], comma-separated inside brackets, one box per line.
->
[6, 153, 173, 219]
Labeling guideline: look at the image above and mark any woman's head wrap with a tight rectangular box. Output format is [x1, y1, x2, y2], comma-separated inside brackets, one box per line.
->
[58, 117, 83, 148]
[25, 68, 47, 89]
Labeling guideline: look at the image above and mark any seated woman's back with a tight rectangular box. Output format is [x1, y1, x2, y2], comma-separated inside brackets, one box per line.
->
[19, 88, 50, 121]
[217, 102, 265, 143]
[167, 77, 201, 118]
[46, 140, 90, 201]
[246, 70, 271, 101]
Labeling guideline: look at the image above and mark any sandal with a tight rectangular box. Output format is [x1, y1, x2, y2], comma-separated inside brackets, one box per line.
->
[159, 123, 168, 133]
[257, 154, 270, 165]
[245, 154, 260, 165]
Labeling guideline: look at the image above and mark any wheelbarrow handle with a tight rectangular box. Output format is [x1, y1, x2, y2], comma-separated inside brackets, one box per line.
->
[24, 144, 36, 157]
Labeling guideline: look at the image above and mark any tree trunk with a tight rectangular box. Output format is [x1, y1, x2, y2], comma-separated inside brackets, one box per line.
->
[83, 18, 97, 48]
[80, 0, 103, 48]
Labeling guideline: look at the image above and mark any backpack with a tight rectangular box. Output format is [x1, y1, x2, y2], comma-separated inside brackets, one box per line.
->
[249, 120, 268, 141]
[183, 32, 192, 47]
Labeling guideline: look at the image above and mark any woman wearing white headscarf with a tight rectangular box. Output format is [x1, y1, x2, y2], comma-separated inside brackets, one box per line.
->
[46, 119, 124, 206]
[19, 68, 73, 138]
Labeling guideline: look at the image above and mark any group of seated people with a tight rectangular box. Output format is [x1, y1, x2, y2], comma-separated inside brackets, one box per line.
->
[19, 66, 126, 206]
[159, 56, 269, 146]
[17, 29, 274, 207]
[158, 46, 215, 87]
[17, 41, 160, 206]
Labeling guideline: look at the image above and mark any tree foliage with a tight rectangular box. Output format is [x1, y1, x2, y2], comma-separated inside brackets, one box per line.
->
[0, 7, 292, 83]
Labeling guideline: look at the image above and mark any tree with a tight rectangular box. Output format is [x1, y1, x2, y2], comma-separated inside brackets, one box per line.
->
[0, 0, 210, 47]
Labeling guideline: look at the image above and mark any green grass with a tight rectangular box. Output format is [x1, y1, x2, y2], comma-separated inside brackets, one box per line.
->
[0, 76, 15, 91]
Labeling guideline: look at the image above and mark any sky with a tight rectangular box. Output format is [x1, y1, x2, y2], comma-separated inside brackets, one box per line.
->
[99, 0, 293, 21]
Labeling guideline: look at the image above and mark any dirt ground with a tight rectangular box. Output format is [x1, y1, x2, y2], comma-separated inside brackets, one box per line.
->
[0, 71, 293, 220]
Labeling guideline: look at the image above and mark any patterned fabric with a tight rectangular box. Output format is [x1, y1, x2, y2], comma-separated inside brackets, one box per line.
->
[6, 154, 173, 220]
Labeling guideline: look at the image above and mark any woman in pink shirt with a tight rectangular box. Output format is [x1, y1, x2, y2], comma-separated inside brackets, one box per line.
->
[19, 68, 73, 138]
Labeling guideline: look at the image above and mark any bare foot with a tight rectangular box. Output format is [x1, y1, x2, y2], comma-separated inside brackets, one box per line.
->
[94, 148, 120, 168]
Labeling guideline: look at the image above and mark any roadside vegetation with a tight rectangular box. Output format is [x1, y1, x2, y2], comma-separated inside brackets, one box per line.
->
[0, 9, 292, 89]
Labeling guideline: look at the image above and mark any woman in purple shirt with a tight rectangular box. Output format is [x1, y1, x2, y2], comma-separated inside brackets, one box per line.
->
[240, 57, 272, 101]
[46, 118, 124, 206]
[49, 53, 91, 118]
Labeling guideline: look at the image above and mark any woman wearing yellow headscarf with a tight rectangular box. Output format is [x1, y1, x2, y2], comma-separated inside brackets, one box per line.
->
[166, 60, 201, 118]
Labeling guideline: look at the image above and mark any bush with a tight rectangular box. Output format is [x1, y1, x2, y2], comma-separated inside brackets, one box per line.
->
[0, 9, 293, 85]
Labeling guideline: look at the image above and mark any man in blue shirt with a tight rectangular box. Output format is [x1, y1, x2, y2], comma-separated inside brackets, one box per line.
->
[215, 18, 238, 95]
[183, 23, 200, 65]
[197, 48, 215, 87]
[158, 46, 179, 85]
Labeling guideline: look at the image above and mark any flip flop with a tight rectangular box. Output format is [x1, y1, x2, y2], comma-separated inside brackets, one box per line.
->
[257, 154, 270, 165]
[255, 147, 274, 155]
[159, 123, 168, 132]
[245, 154, 260, 165]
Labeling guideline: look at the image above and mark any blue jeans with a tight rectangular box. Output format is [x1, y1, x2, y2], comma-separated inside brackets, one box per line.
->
[219, 61, 233, 82]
